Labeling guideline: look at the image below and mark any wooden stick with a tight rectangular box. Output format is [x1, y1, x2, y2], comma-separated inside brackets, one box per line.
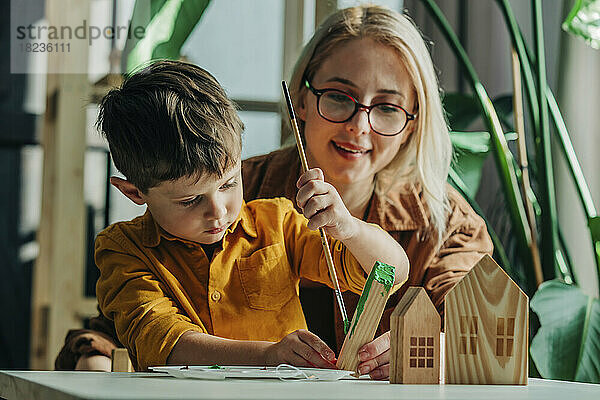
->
[336, 261, 395, 375]
[281, 81, 350, 333]
[511, 48, 543, 287]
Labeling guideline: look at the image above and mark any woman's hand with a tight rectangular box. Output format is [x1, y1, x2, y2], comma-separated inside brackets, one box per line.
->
[357, 331, 391, 380]
[296, 168, 358, 240]
[264, 329, 337, 368]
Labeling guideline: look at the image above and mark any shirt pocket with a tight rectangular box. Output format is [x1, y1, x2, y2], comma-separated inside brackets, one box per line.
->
[236, 243, 295, 311]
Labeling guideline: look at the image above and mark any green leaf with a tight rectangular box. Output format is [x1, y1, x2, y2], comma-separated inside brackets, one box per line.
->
[123, 0, 211, 73]
[444, 93, 481, 130]
[491, 94, 514, 131]
[449, 130, 517, 198]
[444, 93, 514, 131]
[562, 0, 600, 49]
[530, 280, 600, 383]
[589, 216, 600, 280]
[450, 131, 490, 197]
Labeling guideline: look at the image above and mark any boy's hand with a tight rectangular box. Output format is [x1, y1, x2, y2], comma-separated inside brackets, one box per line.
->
[264, 329, 337, 369]
[296, 168, 358, 240]
[356, 331, 391, 380]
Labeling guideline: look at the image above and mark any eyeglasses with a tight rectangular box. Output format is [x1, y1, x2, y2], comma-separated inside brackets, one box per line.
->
[304, 79, 416, 136]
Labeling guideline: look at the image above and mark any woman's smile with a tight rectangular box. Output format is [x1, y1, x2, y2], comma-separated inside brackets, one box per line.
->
[331, 140, 372, 159]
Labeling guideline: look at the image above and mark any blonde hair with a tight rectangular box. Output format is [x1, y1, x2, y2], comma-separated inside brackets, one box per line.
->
[288, 5, 451, 242]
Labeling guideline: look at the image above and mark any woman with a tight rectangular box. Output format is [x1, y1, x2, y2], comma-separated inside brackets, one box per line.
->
[243, 5, 492, 379]
[56, 5, 492, 379]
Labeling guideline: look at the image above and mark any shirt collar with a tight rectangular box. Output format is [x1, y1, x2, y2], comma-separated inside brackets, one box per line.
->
[227, 201, 258, 238]
[141, 202, 257, 248]
[141, 210, 161, 247]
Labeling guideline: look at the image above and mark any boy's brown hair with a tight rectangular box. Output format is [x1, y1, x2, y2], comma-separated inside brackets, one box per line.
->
[97, 60, 244, 192]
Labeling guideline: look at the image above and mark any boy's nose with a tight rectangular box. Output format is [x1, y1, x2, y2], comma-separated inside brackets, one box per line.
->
[205, 199, 227, 220]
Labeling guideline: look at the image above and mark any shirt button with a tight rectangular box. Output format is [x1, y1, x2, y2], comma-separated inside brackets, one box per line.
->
[211, 290, 221, 302]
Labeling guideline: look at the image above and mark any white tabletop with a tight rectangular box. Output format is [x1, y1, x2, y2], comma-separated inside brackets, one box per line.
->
[1, 370, 600, 400]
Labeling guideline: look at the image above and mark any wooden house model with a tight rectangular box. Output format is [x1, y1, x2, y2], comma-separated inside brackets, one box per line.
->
[445, 255, 528, 385]
[389, 287, 441, 384]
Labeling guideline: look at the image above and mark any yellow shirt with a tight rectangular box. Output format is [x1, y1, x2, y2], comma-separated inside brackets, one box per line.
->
[95, 198, 367, 370]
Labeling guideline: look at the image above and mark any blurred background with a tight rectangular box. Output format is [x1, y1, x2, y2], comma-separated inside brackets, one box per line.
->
[1, 0, 598, 371]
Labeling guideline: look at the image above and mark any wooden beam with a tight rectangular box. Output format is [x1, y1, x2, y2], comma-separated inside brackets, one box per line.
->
[280, 0, 305, 145]
[315, 0, 337, 27]
[283, 0, 305, 83]
[336, 262, 395, 375]
[30, 0, 91, 370]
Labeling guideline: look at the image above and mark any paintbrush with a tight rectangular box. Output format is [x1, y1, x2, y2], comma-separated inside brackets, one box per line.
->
[281, 80, 350, 334]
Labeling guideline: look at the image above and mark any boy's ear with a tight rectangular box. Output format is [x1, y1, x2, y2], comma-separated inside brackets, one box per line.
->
[110, 177, 146, 205]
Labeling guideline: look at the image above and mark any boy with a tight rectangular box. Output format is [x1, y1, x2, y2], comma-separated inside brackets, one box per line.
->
[96, 60, 409, 371]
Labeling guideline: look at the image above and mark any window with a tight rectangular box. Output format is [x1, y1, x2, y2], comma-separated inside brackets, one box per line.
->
[182, 0, 285, 160]
[496, 317, 515, 357]
[409, 336, 435, 368]
[459, 315, 478, 355]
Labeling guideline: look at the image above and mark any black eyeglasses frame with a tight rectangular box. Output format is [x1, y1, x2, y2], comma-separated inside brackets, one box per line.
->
[304, 79, 416, 137]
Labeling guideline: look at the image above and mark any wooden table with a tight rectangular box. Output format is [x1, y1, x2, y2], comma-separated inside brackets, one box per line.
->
[1, 370, 599, 400]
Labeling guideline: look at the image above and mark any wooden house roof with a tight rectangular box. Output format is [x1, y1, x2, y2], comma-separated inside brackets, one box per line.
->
[392, 287, 438, 319]
[446, 254, 527, 302]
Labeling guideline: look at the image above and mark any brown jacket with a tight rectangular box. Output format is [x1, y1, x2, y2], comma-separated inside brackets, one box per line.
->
[55, 146, 492, 369]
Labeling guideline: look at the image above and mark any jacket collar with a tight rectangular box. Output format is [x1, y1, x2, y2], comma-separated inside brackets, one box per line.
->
[141, 202, 257, 248]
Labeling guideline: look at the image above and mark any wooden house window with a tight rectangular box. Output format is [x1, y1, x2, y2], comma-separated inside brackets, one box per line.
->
[409, 336, 435, 368]
[496, 317, 515, 357]
[459, 316, 478, 355]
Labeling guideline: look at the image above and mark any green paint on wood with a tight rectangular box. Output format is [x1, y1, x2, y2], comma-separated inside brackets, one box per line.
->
[348, 261, 395, 337]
